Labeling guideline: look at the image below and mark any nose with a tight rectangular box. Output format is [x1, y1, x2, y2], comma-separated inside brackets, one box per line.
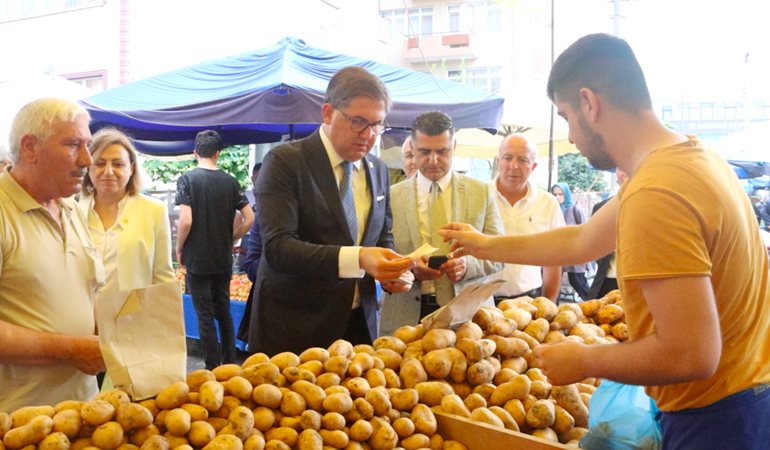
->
[358, 125, 376, 139]
[429, 152, 439, 164]
[77, 144, 93, 167]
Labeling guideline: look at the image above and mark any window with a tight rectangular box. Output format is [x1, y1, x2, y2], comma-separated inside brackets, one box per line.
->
[662, 106, 672, 121]
[448, 4, 474, 32]
[408, 7, 433, 36]
[448, 2, 501, 33]
[63, 72, 105, 92]
[478, 1, 502, 32]
[380, 9, 406, 41]
[701, 103, 713, 120]
[447, 67, 501, 93]
[1, 0, 101, 21]
[713, 103, 725, 119]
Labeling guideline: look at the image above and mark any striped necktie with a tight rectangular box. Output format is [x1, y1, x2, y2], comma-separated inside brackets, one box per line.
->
[340, 161, 358, 244]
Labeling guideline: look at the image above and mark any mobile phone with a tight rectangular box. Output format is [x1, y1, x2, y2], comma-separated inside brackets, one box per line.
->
[428, 255, 449, 270]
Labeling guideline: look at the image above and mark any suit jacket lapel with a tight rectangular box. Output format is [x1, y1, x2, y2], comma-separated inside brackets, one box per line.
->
[403, 177, 421, 250]
[304, 131, 353, 243]
[360, 155, 376, 242]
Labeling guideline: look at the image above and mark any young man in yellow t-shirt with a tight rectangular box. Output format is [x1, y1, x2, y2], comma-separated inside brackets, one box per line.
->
[440, 33, 770, 449]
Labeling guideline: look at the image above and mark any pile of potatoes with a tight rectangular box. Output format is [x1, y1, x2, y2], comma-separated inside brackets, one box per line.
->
[576, 290, 627, 343]
[0, 339, 470, 450]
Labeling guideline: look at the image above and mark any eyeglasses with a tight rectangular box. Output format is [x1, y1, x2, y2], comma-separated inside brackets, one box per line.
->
[336, 108, 389, 136]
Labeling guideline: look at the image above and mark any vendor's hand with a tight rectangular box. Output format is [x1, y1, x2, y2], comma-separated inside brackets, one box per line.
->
[438, 223, 489, 260]
[533, 339, 591, 386]
[412, 255, 443, 281]
[176, 249, 184, 267]
[441, 256, 467, 282]
[359, 247, 414, 281]
[382, 270, 414, 294]
[70, 335, 107, 375]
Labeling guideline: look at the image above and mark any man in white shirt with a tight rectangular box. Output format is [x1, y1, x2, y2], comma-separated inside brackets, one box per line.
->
[489, 134, 564, 303]
[382, 111, 503, 328]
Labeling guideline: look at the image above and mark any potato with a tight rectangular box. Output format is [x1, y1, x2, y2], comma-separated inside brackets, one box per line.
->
[392, 326, 425, 344]
[471, 384, 496, 402]
[202, 435, 242, 450]
[558, 303, 584, 320]
[558, 427, 588, 444]
[462, 394, 486, 412]
[178, 404, 207, 423]
[365, 369, 387, 388]
[320, 413, 345, 431]
[70, 438, 93, 450]
[373, 337, 407, 355]
[250, 384, 282, 409]
[316, 373, 341, 390]
[372, 350, 402, 371]
[503, 400, 526, 429]
[439, 395, 470, 418]
[551, 385, 588, 428]
[391, 418, 414, 439]
[399, 358, 427, 389]
[320, 430, 349, 450]
[280, 392, 306, 417]
[297, 430, 323, 450]
[138, 400, 160, 418]
[523, 319, 550, 343]
[253, 408, 275, 433]
[324, 356, 351, 378]
[422, 348, 467, 383]
[410, 405, 436, 435]
[81, 401, 116, 425]
[465, 361, 495, 386]
[141, 435, 169, 450]
[322, 393, 353, 414]
[265, 428, 298, 447]
[164, 434, 189, 450]
[502, 308, 532, 331]
[487, 336, 528, 358]
[488, 406, 519, 432]
[293, 380, 327, 412]
[510, 331, 539, 350]
[414, 382, 453, 407]
[442, 441, 467, 450]
[11, 406, 56, 428]
[346, 420, 372, 442]
[454, 339, 491, 362]
[532, 297, 558, 322]
[344, 398, 374, 422]
[402, 342, 425, 361]
[155, 382, 190, 411]
[129, 425, 160, 446]
[284, 367, 317, 385]
[327, 340, 355, 359]
[611, 322, 629, 340]
[299, 410, 322, 431]
[472, 307, 504, 330]
[264, 440, 289, 450]
[500, 357, 527, 374]
[51, 409, 81, 439]
[164, 409, 191, 437]
[117, 404, 154, 431]
[54, 402, 84, 415]
[4, 415, 53, 449]
[278, 416, 302, 431]
[526, 400, 555, 429]
[187, 421, 216, 447]
[91, 422, 124, 449]
[595, 305, 624, 325]
[347, 354, 374, 378]
[490, 375, 531, 406]
[95, 391, 131, 412]
[299, 348, 330, 364]
[531, 427, 558, 443]
[244, 436, 266, 450]
[242, 353, 270, 368]
[38, 431, 70, 450]
[365, 389, 392, 417]
[530, 380, 552, 400]
[390, 389, 419, 412]
[400, 433, 429, 450]
[199, 381, 225, 412]
[487, 319, 516, 337]
[469, 408, 504, 428]
[549, 311, 578, 331]
[345, 378, 371, 398]
[366, 422, 396, 450]
[552, 405, 574, 434]
[220, 376, 252, 400]
[242, 363, 281, 386]
[270, 352, 301, 371]
[421, 329, 456, 352]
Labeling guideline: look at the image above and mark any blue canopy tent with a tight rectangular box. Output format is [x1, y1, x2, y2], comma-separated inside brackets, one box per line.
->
[80, 37, 504, 155]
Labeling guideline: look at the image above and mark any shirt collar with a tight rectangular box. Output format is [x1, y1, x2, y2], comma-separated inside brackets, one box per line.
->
[417, 169, 453, 193]
[490, 175, 533, 204]
[0, 166, 72, 214]
[319, 126, 362, 171]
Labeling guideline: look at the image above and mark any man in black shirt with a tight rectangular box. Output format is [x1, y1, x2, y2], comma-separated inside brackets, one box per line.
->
[175, 130, 254, 369]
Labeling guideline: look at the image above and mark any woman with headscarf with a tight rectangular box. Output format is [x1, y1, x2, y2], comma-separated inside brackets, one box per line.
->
[551, 182, 590, 301]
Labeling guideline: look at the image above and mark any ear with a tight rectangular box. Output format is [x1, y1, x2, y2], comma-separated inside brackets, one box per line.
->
[192, 150, 200, 160]
[321, 103, 335, 125]
[532, 161, 538, 171]
[579, 88, 601, 123]
[19, 134, 39, 163]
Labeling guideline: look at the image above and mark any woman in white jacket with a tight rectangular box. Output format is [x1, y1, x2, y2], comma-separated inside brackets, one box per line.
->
[79, 128, 174, 294]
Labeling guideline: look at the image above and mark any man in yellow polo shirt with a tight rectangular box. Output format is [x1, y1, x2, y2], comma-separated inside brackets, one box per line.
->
[0, 98, 106, 412]
[440, 34, 770, 449]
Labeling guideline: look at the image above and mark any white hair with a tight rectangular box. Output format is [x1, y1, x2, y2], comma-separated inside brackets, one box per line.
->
[8, 98, 91, 164]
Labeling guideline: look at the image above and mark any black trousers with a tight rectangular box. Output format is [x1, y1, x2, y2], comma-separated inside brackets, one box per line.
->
[342, 307, 372, 346]
[186, 272, 237, 370]
[594, 277, 619, 300]
[419, 294, 441, 320]
[568, 272, 590, 302]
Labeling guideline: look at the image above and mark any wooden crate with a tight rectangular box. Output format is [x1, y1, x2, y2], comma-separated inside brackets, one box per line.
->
[434, 409, 573, 450]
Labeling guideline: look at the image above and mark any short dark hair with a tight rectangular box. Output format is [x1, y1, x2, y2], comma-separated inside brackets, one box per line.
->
[325, 66, 392, 113]
[252, 163, 262, 175]
[195, 130, 226, 158]
[410, 111, 455, 141]
[547, 33, 652, 115]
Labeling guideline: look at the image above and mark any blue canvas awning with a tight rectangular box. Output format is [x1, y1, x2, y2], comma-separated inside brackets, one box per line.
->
[80, 37, 504, 155]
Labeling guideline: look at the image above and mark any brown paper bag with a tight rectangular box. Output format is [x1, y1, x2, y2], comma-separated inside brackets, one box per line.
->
[96, 281, 187, 400]
[421, 279, 506, 330]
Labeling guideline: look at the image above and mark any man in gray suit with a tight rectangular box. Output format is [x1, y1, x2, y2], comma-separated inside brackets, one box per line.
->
[380, 111, 504, 333]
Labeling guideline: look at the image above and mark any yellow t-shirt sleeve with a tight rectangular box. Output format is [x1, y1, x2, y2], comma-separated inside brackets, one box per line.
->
[619, 188, 712, 280]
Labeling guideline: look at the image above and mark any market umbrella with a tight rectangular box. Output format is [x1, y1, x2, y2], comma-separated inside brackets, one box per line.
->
[80, 37, 504, 155]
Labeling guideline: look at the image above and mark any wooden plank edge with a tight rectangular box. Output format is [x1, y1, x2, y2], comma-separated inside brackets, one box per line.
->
[433, 408, 573, 450]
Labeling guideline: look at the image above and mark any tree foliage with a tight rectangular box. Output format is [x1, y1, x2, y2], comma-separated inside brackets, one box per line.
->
[557, 153, 608, 192]
[142, 145, 251, 188]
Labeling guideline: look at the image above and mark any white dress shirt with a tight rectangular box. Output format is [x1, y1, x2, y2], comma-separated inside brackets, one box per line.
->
[87, 195, 128, 294]
[489, 178, 565, 297]
[416, 170, 453, 294]
[319, 127, 372, 308]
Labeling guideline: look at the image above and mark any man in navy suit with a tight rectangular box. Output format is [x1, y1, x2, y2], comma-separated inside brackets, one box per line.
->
[249, 67, 414, 355]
